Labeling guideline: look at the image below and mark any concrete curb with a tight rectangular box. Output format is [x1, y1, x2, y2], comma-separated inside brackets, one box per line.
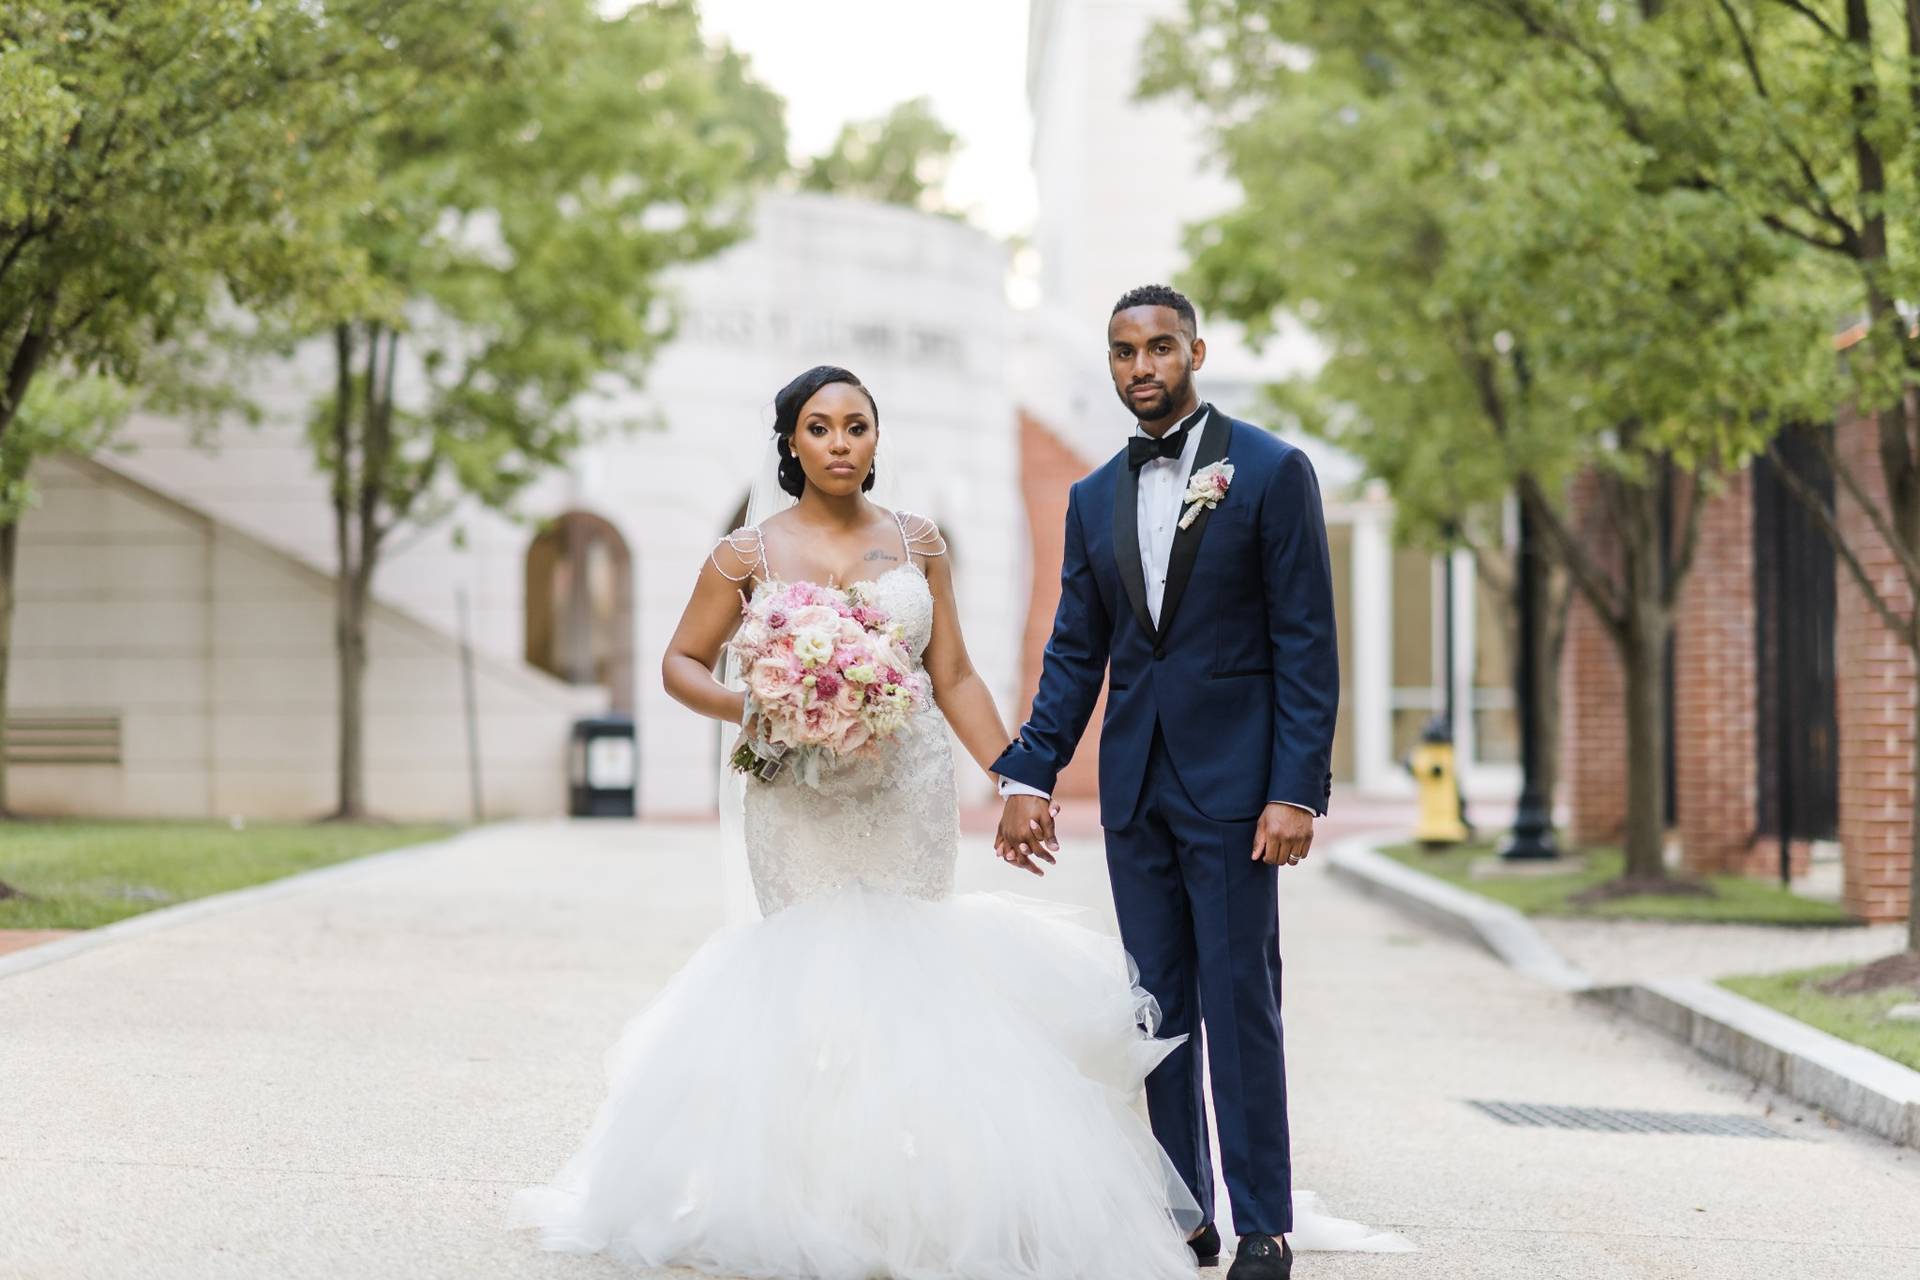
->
[0, 824, 492, 982]
[1585, 979, 1920, 1149]
[1326, 834, 1920, 1151]
[1323, 837, 1591, 991]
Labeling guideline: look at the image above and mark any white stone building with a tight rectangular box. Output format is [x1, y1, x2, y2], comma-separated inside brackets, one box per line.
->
[11, 193, 1020, 819]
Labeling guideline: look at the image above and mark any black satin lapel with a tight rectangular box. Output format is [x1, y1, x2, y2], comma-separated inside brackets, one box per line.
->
[1112, 460, 1156, 639]
[1158, 409, 1229, 640]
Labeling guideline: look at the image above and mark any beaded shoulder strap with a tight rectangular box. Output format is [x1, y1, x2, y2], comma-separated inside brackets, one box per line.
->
[895, 510, 947, 561]
[709, 526, 768, 583]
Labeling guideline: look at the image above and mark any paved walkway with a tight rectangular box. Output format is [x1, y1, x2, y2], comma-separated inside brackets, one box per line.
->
[1535, 916, 1908, 985]
[2, 819, 1917, 1279]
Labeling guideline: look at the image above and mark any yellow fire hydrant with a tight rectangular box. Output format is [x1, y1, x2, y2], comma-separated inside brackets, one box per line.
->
[1408, 722, 1470, 847]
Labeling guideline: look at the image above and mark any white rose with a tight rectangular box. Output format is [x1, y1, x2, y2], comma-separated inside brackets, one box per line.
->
[793, 629, 835, 668]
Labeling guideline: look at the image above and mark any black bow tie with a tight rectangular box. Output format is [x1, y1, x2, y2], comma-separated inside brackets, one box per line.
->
[1128, 429, 1188, 471]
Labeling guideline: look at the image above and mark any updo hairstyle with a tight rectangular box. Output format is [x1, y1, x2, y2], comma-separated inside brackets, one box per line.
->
[772, 365, 879, 498]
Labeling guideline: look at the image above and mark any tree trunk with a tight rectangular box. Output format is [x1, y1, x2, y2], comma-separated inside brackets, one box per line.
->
[1533, 565, 1570, 811]
[0, 320, 54, 442]
[329, 324, 367, 822]
[0, 516, 14, 822]
[1618, 602, 1669, 879]
[333, 559, 369, 821]
[1609, 464, 1673, 881]
[328, 323, 397, 824]
[1527, 463, 1690, 885]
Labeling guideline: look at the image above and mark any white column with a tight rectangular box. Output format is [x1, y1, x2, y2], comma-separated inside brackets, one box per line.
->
[1450, 547, 1478, 766]
[1351, 507, 1394, 795]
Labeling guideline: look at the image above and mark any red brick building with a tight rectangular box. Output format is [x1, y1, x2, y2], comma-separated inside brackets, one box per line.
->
[1560, 410, 1913, 924]
[1015, 411, 1105, 801]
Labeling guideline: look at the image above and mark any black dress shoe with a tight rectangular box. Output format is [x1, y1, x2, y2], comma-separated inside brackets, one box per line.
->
[1226, 1232, 1292, 1279]
[1187, 1221, 1221, 1267]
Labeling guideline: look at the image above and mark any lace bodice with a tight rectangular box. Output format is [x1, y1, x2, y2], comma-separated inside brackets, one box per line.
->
[869, 562, 936, 661]
[740, 562, 960, 916]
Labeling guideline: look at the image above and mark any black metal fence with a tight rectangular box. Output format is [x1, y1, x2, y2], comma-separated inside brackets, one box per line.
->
[1752, 430, 1840, 848]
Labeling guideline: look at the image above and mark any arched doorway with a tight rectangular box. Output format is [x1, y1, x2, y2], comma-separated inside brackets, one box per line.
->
[525, 512, 635, 712]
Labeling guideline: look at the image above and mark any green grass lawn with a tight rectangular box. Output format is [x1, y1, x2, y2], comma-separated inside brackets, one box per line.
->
[1722, 964, 1920, 1072]
[1379, 840, 1858, 925]
[0, 820, 456, 930]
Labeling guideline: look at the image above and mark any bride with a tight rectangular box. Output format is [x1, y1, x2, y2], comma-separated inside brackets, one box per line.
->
[509, 365, 1206, 1278]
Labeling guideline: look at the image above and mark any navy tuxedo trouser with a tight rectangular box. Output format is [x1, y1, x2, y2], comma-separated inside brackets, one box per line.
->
[1105, 726, 1292, 1236]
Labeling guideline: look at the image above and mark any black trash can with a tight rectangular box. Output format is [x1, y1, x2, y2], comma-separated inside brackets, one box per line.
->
[569, 714, 637, 817]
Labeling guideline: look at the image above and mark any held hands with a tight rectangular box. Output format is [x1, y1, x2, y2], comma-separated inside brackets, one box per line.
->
[994, 794, 1060, 876]
[994, 798, 1311, 871]
[1252, 802, 1315, 867]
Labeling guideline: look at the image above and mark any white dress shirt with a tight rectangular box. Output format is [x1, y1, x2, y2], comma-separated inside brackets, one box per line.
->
[998, 406, 1312, 814]
[1133, 404, 1209, 628]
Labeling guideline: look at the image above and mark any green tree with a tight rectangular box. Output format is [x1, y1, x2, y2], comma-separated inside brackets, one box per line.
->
[800, 96, 959, 214]
[0, 0, 500, 816]
[1144, 1, 1839, 888]
[1408, 0, 1920, 967]
[287, 0, 785, 819]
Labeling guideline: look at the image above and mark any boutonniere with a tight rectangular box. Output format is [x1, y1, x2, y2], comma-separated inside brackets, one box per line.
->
[1179, 460, 1235, 530]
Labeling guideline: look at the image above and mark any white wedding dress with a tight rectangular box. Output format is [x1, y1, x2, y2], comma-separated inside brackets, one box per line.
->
[510, 559, 1206, 1279]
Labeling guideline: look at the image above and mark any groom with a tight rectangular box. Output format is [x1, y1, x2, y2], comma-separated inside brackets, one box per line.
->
[992, 285, 1337, 1279]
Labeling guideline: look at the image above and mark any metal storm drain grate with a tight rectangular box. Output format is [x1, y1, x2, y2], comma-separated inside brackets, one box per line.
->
[1467, 1100, 1791, 1139]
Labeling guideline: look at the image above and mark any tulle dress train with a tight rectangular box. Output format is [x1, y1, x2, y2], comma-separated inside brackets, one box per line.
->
[510, 563, 1201, 1278]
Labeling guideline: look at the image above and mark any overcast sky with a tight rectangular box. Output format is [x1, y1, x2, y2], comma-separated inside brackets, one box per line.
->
[695, 0, 1038, 239]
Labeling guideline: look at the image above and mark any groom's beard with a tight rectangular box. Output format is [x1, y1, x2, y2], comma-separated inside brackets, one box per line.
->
[1118, 368, 1191, 423]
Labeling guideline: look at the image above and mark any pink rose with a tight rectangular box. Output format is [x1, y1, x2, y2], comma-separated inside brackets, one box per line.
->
[763, 706, 806, 749]
[766, 609, 788, 631]
[813, 671, 842, 700]
[749, 657, 802, 707]
[833, 678, 865, 716]
[803, 703, 844, 744]
[789, 604, 839, 633]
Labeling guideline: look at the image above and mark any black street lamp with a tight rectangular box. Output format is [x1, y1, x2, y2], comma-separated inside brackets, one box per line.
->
[1501, 493, 1560, 861]
[1442, 540, 1457, 738]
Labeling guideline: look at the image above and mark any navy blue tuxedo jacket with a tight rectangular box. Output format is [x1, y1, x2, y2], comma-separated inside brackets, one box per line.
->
[992, 409, 1339, 830]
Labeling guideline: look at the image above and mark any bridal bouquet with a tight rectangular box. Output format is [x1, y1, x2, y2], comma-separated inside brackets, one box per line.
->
[728, 580, 928, 784]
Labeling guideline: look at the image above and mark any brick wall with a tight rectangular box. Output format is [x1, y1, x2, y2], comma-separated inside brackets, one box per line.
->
[1674, 473, 1762, 875]
[1017, 411, 1103, 800]
[1552, 428, 1914, 922]
[1832, 409, 1915, 923]
[1560, 472, 1628, 843]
